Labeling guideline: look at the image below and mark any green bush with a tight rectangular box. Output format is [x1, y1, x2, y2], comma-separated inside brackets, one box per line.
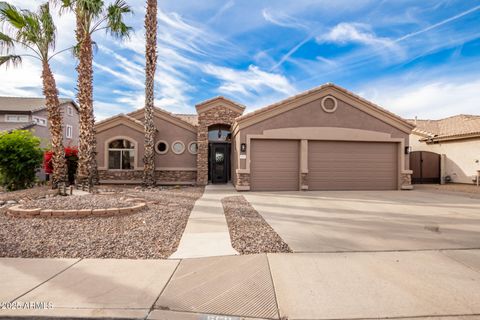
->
[0, 130, 44, 191]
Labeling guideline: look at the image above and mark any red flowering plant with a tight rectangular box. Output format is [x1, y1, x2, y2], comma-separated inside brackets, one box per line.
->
[44, 146, 79, 184]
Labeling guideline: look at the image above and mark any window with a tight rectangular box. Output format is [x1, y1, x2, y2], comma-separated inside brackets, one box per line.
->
[33, 116, 47, 127]
[172, 141, 185, 154]
[5, 114, 29, 122]
[208, 124, 231, 142]
[65, 125, 73, 138]
[108, 139, 135, 170]
[188, 141, 198, 154]
[155, 140, 169, 154]
[67, 106, 74, 116]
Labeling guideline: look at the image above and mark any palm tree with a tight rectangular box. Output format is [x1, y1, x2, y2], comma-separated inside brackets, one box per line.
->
[56, 0, 132, 188]
[0, 2, 67, 188]
[142, 0, 157, 187]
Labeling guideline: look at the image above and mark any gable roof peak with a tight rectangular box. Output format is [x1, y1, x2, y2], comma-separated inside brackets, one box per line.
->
[195, 96, 246, 112]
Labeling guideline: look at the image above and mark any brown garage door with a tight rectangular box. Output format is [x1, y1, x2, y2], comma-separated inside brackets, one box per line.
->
[250, 139, 299, 191]
[308, 141, 398, 190]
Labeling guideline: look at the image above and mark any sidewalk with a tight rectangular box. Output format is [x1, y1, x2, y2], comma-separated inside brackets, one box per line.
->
[170, 184, 238, 259]
[1, 249, 480, 319]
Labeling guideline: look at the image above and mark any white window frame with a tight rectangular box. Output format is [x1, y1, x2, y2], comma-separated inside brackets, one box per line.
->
[171, 141, 185, 155]
[5, 114, 29, 122]
[107, 138, 136, 170]
[188, 141, 198, 155]
[67, 105, 74, 116]
[33, 116, 47, 127]
[155, 140, 169, 155]
[65, 125, 73, 139]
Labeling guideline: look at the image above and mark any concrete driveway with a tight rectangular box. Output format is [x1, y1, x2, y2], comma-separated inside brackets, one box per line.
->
[243, 190, 480, 252]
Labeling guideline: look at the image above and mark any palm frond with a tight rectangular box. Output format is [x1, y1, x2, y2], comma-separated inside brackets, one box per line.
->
[0, 54, 22, 68]
[38, 2, 56, 51]
[0, 31, 14, 53]
[106, 0, 132, 39]
[0, 2, 26, 28]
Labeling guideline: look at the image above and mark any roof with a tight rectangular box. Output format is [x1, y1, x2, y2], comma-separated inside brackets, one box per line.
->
[409, 114, 480, 141]
[0, 96, 76, 113]
[235, 83, 414, 133]
[195, 96, 246, 112]
[95, 113, 145, 133]
[0, 121, 35, 132]
[127, 106, 198, 132]
[174, 114, 198, 126]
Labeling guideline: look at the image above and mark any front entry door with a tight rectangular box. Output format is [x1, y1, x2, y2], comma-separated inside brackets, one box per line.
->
[210, 143, 229, 183]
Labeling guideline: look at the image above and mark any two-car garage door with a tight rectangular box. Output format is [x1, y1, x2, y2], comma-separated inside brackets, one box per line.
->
[308, 141, 398, 190]
[250, 139, 398, 191]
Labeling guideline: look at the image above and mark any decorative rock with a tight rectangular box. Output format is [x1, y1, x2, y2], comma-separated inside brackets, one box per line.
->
[6, 200, 17, 204]
[0, 200, 5, 206]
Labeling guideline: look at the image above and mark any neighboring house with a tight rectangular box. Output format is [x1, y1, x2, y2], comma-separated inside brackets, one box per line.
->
[408, 115, 480, 184]
[96, 83, 415, 191]
[0, 97, 80, 148]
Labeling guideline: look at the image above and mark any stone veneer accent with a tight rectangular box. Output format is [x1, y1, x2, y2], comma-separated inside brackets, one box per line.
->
[98, 170, 196, 183]
[197, 106, 244, 185]
[401, 171, 413, 190]
[300, 173, 308, 190]
[236, 172, 250, 187]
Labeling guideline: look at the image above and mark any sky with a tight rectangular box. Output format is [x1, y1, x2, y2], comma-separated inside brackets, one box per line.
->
[1, 0, 480, 121]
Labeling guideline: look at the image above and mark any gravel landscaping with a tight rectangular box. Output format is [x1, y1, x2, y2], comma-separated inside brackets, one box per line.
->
[414, 183, 480, 195]
[222, 195, 291, 254]
[0, 186, 204, 259]
[22, 194, 132, 210]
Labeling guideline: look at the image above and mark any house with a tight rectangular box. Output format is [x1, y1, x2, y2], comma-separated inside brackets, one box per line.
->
[95, 83, 415, 191]
[0, 97, 80, 148]
[408, 115, 480, 184]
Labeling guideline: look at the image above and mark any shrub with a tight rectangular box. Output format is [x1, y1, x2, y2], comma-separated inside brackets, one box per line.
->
[0, 130, 44, 191]
[44, 146, 78, 185]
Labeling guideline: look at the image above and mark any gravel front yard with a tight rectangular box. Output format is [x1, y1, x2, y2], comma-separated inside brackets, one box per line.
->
[414, 183, 480, 195]
[22, 194, 133, 210]
[222, 195, 291, 254]
[0, 186, 204, 259]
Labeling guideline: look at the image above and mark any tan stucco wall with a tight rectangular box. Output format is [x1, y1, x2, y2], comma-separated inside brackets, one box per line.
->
[410, 133, 480, 184]
[235, 95, 410, 171]
[96, 114, 197, 171]
[135, 115, 197, 169]
[96, 124, 145, 169]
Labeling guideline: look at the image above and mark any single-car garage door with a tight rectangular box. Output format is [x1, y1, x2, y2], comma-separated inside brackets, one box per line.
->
[250, 139, 299, 191]
[308, 141, 398, 190]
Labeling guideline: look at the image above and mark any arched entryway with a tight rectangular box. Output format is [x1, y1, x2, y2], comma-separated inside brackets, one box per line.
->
[410, 151, 441, 184]
[195, 97, 245, 185]
[208, 124, 231, 183]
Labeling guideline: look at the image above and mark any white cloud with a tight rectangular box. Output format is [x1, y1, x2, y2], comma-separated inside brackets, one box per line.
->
[361, 79, 480, 119]
[201, 64, 296, 98]
[318, 22, 396, 48]
[262, 8, 308, 30]
[207, 0, 235, 24]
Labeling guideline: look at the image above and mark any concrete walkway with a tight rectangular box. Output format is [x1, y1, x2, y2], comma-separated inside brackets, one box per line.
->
[170, 184, 238, 259]
[1, 249, 480, 319]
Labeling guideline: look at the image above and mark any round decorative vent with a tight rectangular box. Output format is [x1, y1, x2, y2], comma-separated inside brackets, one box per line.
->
[321, 95, 338, 113]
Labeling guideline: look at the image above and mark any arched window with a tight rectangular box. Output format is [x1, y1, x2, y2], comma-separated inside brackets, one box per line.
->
[108, 139, 135, 170]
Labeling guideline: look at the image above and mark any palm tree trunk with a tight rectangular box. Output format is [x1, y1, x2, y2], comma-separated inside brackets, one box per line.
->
[75, 11, 97, 188]
[142, 0, 157, 187]
[41, 61, 67, 188]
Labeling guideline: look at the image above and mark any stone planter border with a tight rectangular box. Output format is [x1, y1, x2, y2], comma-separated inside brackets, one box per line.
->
[6, 202, 146, 219]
